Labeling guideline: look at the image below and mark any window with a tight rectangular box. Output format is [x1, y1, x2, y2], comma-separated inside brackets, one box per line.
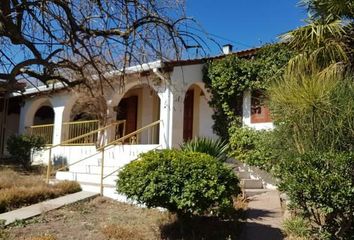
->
[251, 90, 271, 123]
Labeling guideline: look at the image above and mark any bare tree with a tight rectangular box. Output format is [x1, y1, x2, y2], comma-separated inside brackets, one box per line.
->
[0, 0, 208, 153]
[0, 0, 206, 91]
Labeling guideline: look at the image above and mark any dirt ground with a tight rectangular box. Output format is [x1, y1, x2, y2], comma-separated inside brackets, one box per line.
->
[2, 197, 245, 240]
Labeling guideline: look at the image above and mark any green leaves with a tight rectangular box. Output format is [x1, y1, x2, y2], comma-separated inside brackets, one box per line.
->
[277, 151, 354, 239]
[116, 149, 240, 218]
[180, 137, 229, 162]
[6, 134, 46, 168]
[203, 44, 293, 139]
[228, 126, 276, 171]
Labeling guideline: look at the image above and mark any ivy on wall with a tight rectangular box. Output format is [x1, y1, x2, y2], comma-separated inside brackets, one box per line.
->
[203, 44, 293, 139]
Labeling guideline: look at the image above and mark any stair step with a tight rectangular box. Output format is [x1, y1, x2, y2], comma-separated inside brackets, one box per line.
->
[56, 171, 117, 185]
[68, 165, 121, 175]
[236, 171, 251, 179]
[79, 182, 129, 202]
[244, 189, 270, 197]
[241, 179, 263, 189]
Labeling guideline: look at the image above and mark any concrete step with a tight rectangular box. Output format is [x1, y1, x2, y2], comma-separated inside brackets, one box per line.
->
[241, 179, 263, 189]
[79, 182, 129, 202]
[56, 171, 117, 185]
[244, 189, 270, 197]
[68, 165, 121, 175]
[236, 171, 251, 179]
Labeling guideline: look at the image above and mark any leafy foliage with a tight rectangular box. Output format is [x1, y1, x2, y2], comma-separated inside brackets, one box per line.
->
[282, 216, 312, 239]
[6, 134, 46, 168]
[269, 74, 354, 153]
[275, 151, 354, 239]
[228, 127, 276, 171]
[117, 149, 240, 218]
[203, 44, 293, 139]
[180, 137, 229, 162]
[302, 0, 354, 20]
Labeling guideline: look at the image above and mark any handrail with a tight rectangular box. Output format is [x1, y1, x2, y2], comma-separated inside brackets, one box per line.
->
[97, 120, 161, 151]
[46, 120, 162, 196]
[62, 120, 99, 125]
[102, 145, 161, 180]
[53, 120, 160, 173]
[45, 120, 126, 183]
[29, 123, 55, 128]
[47, 120, 125, 150]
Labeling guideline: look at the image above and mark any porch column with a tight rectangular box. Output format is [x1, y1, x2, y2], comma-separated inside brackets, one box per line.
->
[158, 85, 174, 149]
[242, 90, 251, 128]
[18, 101, 31, 134]
[52, 106, 64, 145]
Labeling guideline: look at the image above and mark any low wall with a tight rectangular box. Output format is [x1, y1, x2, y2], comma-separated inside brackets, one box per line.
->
[32, 144, 161, 168]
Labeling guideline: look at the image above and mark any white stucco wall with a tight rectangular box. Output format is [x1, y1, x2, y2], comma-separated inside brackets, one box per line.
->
[169, 64, 217, 147]
[198, 95, 217, 139]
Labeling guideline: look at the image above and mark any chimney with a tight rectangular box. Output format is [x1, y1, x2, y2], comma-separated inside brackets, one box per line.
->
[222, 44, 233, 54]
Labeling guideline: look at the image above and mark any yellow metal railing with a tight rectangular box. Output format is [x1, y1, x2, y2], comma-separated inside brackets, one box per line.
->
[28, 124, 54, 145]
[28, 120, 126, 146]
[43, 120, 125, 183]
[62, 120, 99, 145]
[47, 120, 162, 195]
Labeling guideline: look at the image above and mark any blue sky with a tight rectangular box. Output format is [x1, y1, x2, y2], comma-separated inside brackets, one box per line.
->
[186, 0, 308, 54]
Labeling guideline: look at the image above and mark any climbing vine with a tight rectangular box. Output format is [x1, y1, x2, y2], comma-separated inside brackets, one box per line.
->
[203, 44, 293, 139]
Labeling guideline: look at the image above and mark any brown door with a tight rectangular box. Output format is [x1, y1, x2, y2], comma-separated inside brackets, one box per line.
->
[117, 96, 138, 136]
[183, 89, 194, 141]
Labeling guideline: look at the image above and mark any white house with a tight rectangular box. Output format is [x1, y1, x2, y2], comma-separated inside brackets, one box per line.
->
[1, 46, 274, 198]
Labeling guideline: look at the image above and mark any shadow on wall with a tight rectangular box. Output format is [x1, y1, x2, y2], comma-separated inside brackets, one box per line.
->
[53, 155, 68, 170]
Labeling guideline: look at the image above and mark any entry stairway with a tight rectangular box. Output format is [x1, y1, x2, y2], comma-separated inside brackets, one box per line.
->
[231, 161, 278, 198]
[39, 120, 162, 200]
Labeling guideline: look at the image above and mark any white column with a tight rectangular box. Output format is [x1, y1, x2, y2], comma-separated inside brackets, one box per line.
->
[19, 102, 31, 134]
[158, 85, 174, 149]
[52, 106, 64, 145]
[242, 90, 252, 127]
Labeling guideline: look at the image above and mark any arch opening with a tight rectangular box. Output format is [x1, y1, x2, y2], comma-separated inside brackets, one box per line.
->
[33, 106, 54, 125]
[183, 84, 207, 142]
[31, 105, 55, 144]
[114, 84, 160, 144]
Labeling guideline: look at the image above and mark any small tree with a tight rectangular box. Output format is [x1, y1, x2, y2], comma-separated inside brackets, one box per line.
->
[117, 149, 240, 218]
[276, 151, 354, 239]
[6, 134, 45, 168]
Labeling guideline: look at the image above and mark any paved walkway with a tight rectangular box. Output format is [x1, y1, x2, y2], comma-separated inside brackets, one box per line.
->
[240, 190, 284, 240]
[0, 191, 98, 226]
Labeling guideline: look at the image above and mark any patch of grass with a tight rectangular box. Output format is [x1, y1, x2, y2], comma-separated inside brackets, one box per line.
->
[6, 196, 246, 240]
[0, 170, 81, 213]
[283, 216, 311, 240]
[0, 169, 44, 190]
[102, 223, 146, 240]
[28, 234, 57, 240]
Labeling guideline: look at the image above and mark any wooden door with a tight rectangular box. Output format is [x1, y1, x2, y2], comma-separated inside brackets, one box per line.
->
[183, 89, 194, 141]
[117, 96, 138, 136]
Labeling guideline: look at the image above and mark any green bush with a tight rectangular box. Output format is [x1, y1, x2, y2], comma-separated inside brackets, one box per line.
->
[180, 137, 229, 162]
[117, 149, 240, 218]
[6, 134, 46, 168]
[228, 126, 275, 171]
[276, 151, 354, 239]
[282, 216, 311, 239]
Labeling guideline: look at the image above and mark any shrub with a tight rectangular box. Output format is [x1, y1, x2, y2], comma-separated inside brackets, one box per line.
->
[180, 137, 229, 162]
[6, 134, 46, 168]
[276, 151, 354, 239]
[282, 216, 311, 239]
[228, 126, 275, 171]
[117, 149, 240, 218]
